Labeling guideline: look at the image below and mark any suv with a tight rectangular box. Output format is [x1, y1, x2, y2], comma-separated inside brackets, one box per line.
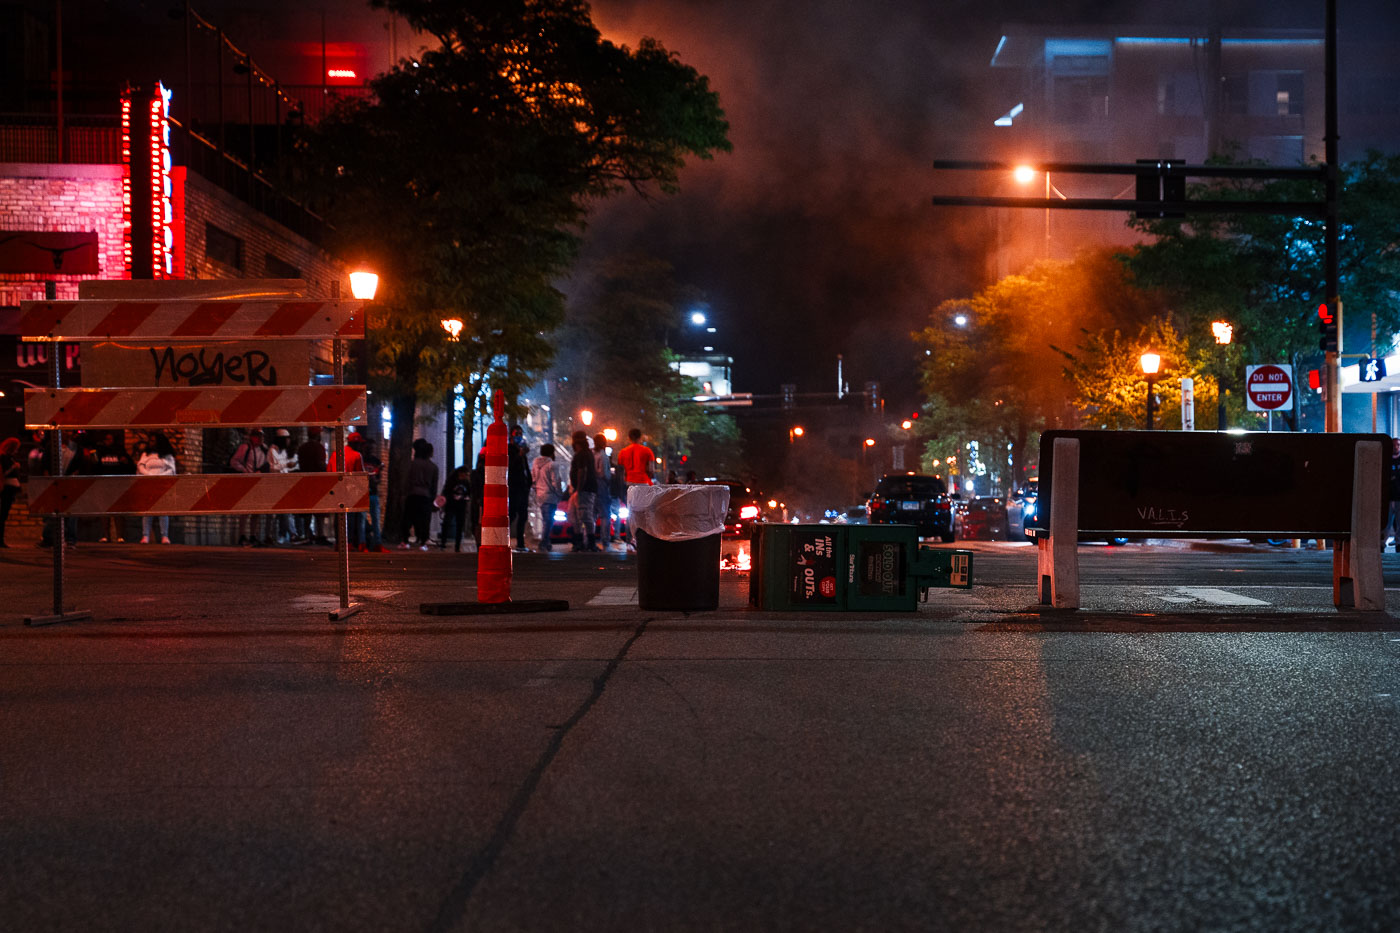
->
[867, 473, 955, 542]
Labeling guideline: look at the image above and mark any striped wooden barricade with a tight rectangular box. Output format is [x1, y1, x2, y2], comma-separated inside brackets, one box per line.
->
[21, 293, 368, 624]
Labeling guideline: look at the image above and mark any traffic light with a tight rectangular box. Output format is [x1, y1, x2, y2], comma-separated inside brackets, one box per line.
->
[1135, 159, 1186, 219]
[1317, 302, 1338, 353]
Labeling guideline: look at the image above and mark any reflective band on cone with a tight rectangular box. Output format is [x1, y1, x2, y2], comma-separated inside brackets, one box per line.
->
[477, 389, 512, 603]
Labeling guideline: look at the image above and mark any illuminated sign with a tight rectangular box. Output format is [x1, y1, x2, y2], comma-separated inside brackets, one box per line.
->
[121, 82, 175, 279]
[327, 68, 358, 79]
[1362, 358, 1388, 383]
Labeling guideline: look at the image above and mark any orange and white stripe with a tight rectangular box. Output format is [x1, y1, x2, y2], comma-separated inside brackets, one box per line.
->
[25, 386, 366, 429]
[26, 473, 369, 516]
[18, 300, 364, 342]
[477, 390, 512, 603]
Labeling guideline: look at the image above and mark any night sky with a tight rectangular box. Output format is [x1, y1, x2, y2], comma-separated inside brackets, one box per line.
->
[173, 0, 1400, 412]
[582, 0, 1395, 411]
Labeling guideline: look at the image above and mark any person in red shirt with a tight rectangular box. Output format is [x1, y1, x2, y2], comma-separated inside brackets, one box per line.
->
[616, 428, 655, 546]
[329, 431, 367, 548]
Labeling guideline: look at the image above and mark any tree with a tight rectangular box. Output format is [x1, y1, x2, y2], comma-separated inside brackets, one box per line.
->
[553, 254, 743, 475]
[913, 251, 1166, 488]
[300, 0, 730, 537]
[1125, 152, 1400, 426]
[1062, 319, 1211, 430]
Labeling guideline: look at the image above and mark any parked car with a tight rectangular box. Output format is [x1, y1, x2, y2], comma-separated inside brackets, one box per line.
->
[954, 496, 1010, 540]
[866, 473, 955, 542]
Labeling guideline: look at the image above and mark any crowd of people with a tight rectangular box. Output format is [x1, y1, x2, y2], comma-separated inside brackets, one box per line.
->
[0, 424, 673, 554]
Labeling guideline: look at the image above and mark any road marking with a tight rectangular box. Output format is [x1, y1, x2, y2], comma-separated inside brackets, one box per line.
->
[290, 590, 399, 610]
[1174, 587, 1269, 606]
[1158, 595, 1195, 603]
[587, 586, 637, 606]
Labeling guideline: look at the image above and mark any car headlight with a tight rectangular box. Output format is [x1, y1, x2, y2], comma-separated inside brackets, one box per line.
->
[554, 509, 567, 523]
[618, 505, 629, 520]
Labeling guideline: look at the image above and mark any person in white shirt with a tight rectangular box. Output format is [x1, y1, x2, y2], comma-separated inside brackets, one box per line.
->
[137, 433, 178, 544]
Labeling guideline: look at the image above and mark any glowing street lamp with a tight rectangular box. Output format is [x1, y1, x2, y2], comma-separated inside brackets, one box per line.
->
[864, 437, 876, 447]
[580, 409, 594, 427]
[1141, 350, 1162, 430]
[901, 419, 913, 430]
[1212, 321, 1233, 430]
[789, 425, 804, 443]
[603, 427, 618, 443]
[441, 318, 463, 341]
[349, 268, 379, 300]
[690, 310, 707, 326]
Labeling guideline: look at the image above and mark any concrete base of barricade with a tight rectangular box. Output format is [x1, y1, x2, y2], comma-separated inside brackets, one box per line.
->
[25, 610, 94, 627]
[329, 603, 362, 622]
[420, 599, 569, 616]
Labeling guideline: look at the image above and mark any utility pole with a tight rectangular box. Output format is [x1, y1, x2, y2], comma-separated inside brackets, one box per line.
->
[1324, 0, 1342, 432]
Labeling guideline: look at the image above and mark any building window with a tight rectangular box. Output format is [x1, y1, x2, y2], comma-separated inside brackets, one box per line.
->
[1273, 71, 1304, 116]
[264, 253, 301, 279]
[205, 223, 244, 270]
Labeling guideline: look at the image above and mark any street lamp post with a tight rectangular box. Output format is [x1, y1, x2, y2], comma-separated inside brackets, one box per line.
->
[1014, 164, 1051, 258]
[1141, 351, 1162, 430]
[1212, 321, 1233, 430]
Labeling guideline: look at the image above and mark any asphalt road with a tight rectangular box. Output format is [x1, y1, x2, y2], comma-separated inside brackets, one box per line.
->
[3, 540, 1400, 931]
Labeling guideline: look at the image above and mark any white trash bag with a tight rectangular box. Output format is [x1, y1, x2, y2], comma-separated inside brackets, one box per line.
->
[627, 485, 731, 542]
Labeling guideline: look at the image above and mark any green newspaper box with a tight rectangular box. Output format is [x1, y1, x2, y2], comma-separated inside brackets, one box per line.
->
[749, 524, 972, 612]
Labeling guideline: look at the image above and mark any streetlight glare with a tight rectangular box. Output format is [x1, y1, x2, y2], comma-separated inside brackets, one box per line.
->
[864, 437, 876, 447]
[690, 311, 707, 326]
[1212, 321, 1234, 345]
[901, 420, 913, 430]
[580, 409, 594, 426]
[792, 426, 804, 437]
[1140, 351, 1162, 375]
[440, 318, 463, 340]
[349, 269, 379, 300]
[603, 427, 618, 442]
[1013, 165, 1038, 185]
[954, 314, 968, 327]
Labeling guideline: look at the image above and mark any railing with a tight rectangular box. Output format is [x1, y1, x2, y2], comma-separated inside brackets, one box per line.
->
[0, 114, 122, 164]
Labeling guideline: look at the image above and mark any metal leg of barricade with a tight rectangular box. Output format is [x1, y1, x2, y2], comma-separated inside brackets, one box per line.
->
[329, 337, 361, 621]
[26, 282, 91, 626]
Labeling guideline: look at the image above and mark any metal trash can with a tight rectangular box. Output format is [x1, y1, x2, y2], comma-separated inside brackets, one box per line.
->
[629, 485, 730, 611]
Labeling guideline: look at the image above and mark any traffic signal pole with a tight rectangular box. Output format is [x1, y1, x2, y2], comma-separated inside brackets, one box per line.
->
[1324, 0, 1341, 432]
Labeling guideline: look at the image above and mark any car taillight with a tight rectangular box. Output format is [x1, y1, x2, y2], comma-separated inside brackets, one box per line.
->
[739, 505, 759, 520]
[935, 501, 949, 511]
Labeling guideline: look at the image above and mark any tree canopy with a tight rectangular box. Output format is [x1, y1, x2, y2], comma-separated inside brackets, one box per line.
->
[298, 0, 730, 532]
[913, 250, 1165, 488]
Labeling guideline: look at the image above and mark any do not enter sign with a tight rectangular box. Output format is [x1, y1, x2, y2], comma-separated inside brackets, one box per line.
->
[1245, 364, 1294, 412]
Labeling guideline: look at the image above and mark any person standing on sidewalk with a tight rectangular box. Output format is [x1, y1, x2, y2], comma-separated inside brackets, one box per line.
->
[351, 433, 383, 551]
[229, 428, 271, 546]
[268, 429, 297, 544]
[531, 444, 565, 553]
[296, 428, 330, 545]
[0, 437, 22, 548]
[399, 438, 438, 550]
[137, 433, 177, 544]
[593, 432, 614, 547]
[1385, 437, 1400, 551]
[508, 440, 532, 552]
[95, 432, 136, 542]
[569, 432, 598, 552]
[617, 428, 655, 545]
